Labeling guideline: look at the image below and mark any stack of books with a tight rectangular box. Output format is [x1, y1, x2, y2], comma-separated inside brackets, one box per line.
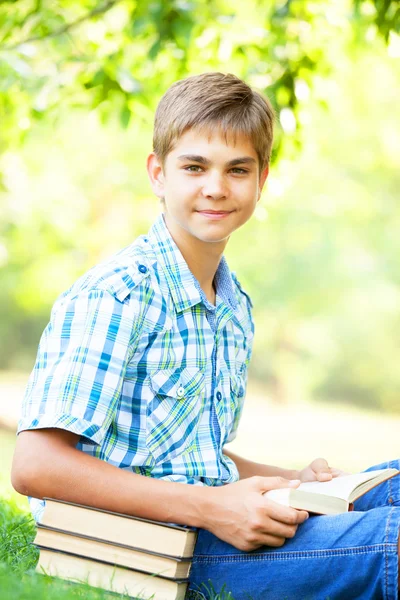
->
[34, 498, 198, 600]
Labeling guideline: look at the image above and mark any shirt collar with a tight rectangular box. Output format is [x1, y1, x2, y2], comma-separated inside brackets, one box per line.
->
[147, 213, 238, 313]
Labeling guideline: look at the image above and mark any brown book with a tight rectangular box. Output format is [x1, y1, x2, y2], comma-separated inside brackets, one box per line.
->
[264, 468, 399, 515]
[36, 548, 188, 600]
[34, 525, 192, 579]
[41, 498, 197, 559]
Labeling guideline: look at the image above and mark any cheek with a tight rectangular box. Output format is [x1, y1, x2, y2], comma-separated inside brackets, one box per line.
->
[237, 178, 258, 194]
[168, 175, 197, 194]
[242, 184, 259, 206]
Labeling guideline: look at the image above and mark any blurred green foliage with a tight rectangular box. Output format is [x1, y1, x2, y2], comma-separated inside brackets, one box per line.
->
[232, 48, 400, 413]
[1, 0, 399, 156]
[0, 1, 400, 412]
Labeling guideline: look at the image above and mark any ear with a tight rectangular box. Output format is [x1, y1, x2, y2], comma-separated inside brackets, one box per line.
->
[147, 153, 165, 198]
[257, 165, 269, 202]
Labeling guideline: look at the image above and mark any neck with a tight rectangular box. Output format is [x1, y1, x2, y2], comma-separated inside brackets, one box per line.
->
[163, 213, 227, 301]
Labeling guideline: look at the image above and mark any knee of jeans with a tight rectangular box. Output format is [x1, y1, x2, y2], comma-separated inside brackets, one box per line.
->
[365, 460, 398, 473]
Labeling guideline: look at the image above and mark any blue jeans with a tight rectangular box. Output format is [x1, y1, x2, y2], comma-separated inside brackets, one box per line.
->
[187, 461, 400, 600]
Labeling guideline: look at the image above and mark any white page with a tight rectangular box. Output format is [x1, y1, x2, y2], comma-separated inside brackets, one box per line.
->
[297, 469, 390, 501]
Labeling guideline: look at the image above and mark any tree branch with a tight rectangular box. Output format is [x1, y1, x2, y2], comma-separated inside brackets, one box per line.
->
[0, 0, 122, 51]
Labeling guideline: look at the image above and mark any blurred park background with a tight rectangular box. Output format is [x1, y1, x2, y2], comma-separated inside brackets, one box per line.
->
[1, 0, 400, 509]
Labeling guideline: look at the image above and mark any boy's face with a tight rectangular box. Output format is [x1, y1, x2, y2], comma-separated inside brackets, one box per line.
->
[147, 128, 269, 248]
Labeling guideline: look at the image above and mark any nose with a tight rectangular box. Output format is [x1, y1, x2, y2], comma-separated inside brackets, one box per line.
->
[202, 170, 228, 200]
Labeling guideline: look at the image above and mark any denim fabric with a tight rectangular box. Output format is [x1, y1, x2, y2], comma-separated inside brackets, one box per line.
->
[188, 461, 400, 600]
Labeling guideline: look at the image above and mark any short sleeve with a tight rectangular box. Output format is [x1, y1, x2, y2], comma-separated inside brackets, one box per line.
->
[18, 289, 138, 445]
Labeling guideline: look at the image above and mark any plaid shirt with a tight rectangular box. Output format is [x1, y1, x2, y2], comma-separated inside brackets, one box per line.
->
[19, 213, 254, 521]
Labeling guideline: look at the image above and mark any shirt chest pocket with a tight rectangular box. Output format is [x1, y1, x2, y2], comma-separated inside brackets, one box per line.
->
[146, 367, 206, 463]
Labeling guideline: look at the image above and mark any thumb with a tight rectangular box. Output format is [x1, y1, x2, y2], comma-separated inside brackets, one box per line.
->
[257, 476, 301, 493]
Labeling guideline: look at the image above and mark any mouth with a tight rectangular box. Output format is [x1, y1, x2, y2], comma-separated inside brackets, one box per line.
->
[196, 210, 233, 220]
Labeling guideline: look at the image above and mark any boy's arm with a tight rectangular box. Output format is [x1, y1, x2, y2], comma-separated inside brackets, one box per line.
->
[12, 428, 308, 552]
[224, 448, 300, 480]
[224, 448, 342, 483]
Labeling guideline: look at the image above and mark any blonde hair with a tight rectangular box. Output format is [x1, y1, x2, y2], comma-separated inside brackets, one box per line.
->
[153, 72, 275, 171]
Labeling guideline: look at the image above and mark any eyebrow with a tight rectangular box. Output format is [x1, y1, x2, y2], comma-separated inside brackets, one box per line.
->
[177, 154, 257, 167]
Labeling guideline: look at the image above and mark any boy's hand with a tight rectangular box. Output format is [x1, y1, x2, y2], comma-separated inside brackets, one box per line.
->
[203, 476, 309, 552]
[298, 458, 347, 483]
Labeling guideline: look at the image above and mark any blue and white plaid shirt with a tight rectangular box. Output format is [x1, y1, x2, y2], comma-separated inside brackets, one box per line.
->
[19, 213, 254, 521]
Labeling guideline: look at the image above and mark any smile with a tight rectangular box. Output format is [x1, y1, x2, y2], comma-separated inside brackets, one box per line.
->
[196, 210, 233, 220]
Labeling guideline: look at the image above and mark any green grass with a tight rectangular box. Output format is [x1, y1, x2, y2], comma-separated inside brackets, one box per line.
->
[0, 497, 130, 600]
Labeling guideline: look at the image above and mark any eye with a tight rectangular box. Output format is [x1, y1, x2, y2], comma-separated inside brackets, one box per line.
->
[230, 168, 249, 175]
[184, 165, 203, 172]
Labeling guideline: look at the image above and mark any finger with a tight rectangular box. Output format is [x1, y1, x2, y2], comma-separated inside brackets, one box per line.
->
[312, 457, 333, 481]
[264, 501, 309, 525]
[263, 518, 300, 540]
[250, 522, 302, 549]
[244, 532, 287, 550]
[330, 468, 349, 478]
[243, 515, 307, 551]
[312, 457, 330, 471]
[257, 476, 301, 493]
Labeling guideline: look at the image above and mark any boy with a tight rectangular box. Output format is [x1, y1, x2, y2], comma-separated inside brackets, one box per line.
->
[12, 73, 400, 599]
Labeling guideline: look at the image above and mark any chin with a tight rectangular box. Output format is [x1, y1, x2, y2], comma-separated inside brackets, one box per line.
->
[195, 233, 230, 244]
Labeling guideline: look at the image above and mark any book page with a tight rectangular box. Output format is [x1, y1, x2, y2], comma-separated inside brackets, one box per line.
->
[297, 469, 393, 501]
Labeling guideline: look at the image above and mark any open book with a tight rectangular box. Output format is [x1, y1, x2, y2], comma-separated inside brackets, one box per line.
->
[264, 468, 399, 515]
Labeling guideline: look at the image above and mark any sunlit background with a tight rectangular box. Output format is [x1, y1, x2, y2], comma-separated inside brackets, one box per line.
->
[1, 0, 400, 510]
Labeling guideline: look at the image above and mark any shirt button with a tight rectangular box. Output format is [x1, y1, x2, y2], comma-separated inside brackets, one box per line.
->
[177, 385, 185, 398]
[216, 391, 222, 401]
[138, 264, 148, 274]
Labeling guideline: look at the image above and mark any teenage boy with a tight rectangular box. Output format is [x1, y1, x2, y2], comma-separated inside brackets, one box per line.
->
[12, 72, 400, 600]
